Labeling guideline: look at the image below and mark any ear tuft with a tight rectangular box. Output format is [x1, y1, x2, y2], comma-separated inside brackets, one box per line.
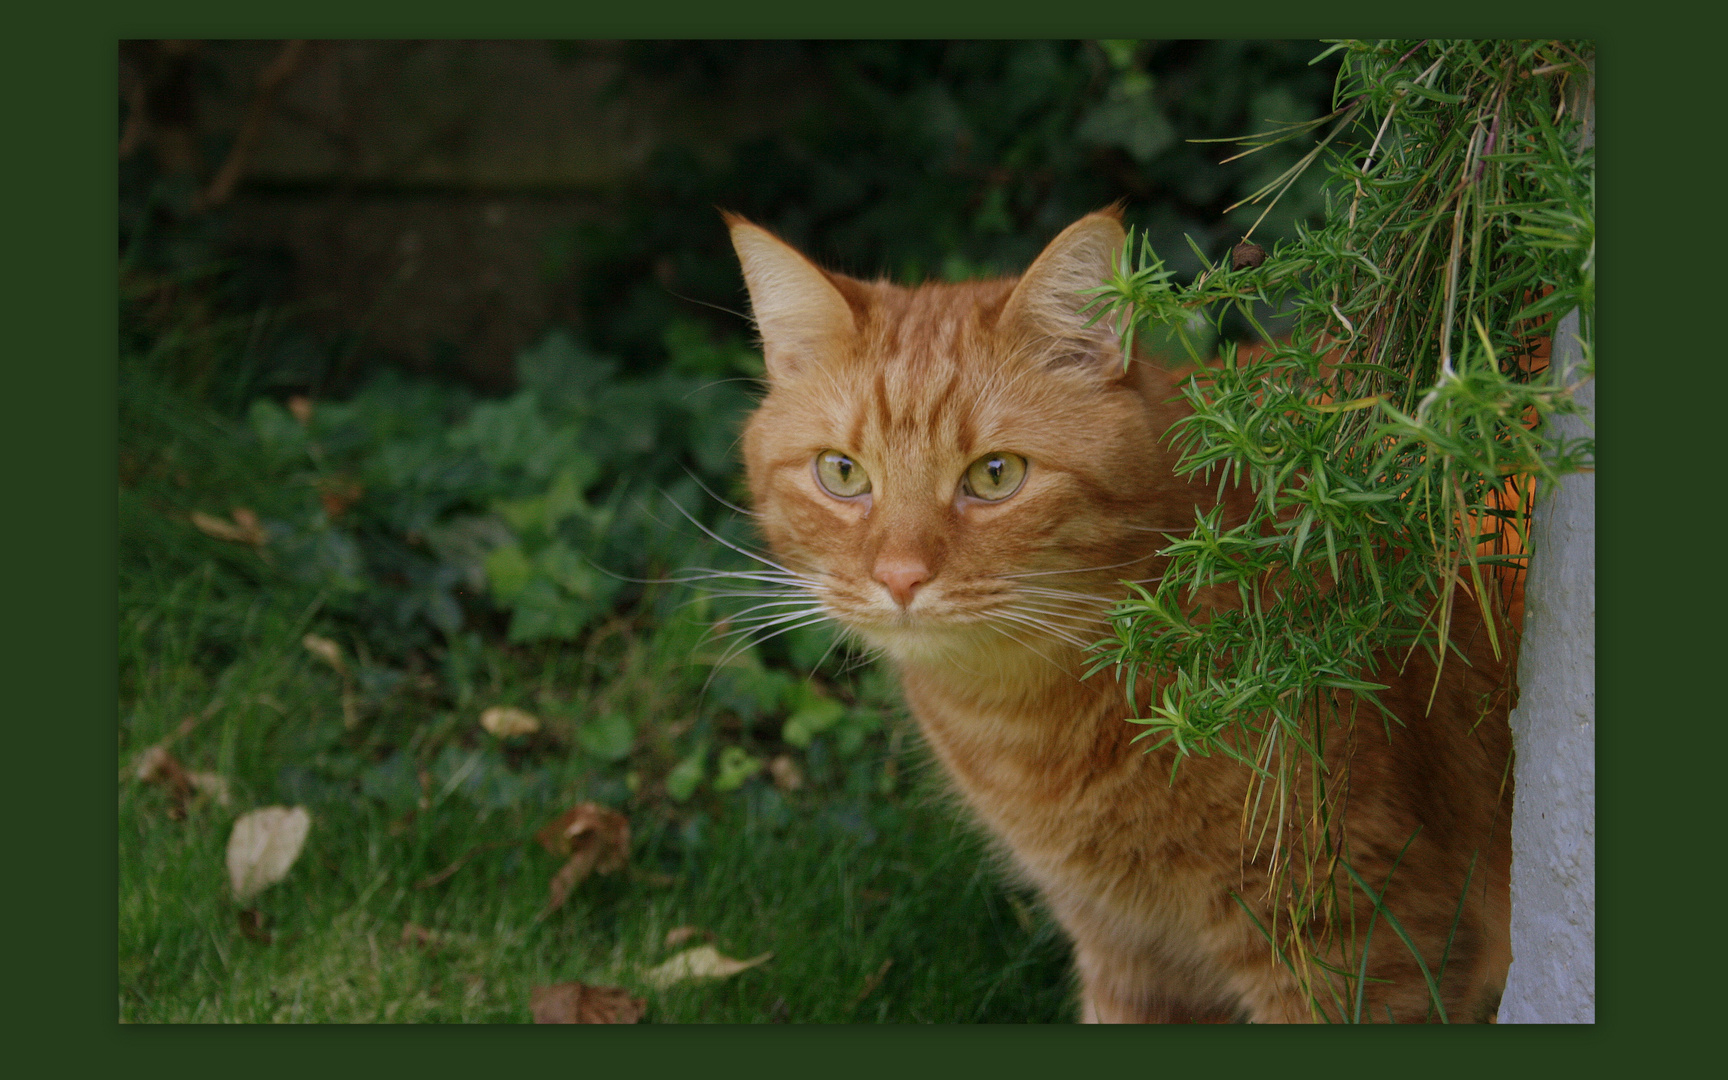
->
[999, 211, 1127, 373]
[725, 215, 855, 380]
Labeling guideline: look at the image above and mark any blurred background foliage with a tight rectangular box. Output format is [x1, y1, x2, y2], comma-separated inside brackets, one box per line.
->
[121, 37, 1341, 653]
[119, 40, 1347, 1020]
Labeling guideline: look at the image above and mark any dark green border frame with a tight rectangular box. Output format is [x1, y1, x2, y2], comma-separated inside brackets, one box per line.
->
[18, 0, 1698, 1069]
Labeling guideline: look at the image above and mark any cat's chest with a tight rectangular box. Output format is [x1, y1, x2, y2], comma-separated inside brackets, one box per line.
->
[907, 677, 1227, 863]
[901, 668, 1250, 935]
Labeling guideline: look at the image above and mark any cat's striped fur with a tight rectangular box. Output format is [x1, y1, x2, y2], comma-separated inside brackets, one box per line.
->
[727, 209, 1512, 1023]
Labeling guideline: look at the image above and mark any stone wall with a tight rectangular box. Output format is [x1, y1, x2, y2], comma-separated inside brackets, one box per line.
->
[124, 40, 817, 386]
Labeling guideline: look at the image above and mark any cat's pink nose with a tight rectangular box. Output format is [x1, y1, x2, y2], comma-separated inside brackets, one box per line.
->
[874, 558, 930, 608]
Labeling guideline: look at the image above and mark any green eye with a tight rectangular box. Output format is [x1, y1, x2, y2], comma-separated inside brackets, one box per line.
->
[815, 450, 871, 498]
[963, 452, 1028, 501]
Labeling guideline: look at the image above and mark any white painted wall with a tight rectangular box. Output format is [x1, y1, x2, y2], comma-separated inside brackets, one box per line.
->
[1498, 68, 1594, 1024]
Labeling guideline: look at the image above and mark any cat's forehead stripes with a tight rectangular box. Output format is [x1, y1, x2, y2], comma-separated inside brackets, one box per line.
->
[886, 288, 971, 361]
[852, 339, 978, 463]
[840, 280, 1016, 460]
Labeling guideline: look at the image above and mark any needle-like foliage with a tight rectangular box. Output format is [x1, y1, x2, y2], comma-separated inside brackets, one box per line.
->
[1084, 39, 1594, 1017]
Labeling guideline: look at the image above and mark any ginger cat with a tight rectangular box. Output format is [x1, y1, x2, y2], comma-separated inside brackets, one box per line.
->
[726, 208, 1512, 1023]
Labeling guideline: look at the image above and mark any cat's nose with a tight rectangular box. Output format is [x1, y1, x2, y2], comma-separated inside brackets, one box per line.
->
[874, 558, 930, 608]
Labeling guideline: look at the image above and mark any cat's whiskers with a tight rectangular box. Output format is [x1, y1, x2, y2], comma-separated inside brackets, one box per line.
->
[1007, 590, 1113, 618]
[991, 609, 1093, 651]
[1003, 601, 1110, 637]
[716, 596, 831, 625]
[705, 608, 836, 671]
[977, 619, 1072, 674]
[657, 491, 818, 581]
[721, 606, 832, 638]
[678, 465, 763, 520]
[694, 592, 823, 640]
[995, 553, 1157, 580]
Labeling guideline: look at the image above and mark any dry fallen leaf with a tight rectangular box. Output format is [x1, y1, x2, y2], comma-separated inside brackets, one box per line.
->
[287, 395, 314, 425]
[640, 945, 773, 989]
[663, 925, 709, 949]
[530, 982, 645, 1024]
[134, 744, 189, 785]
[134, 744, 232, 817]
[191, 508, 267, 547]
[226, 805, 311, 902]
[480, 705, 540, 739]
[536, 801, 630, 861]
[189, 511, 240, 542]
[768, 754, 804, 793]
[133, 745, 195, 818]
[535, 802, 631, 915]
[302, 633, 346, 673]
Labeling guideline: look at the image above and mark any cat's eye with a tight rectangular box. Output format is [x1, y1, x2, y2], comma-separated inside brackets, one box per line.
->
[963, 452, 1028, 502]
[814, 450, 871, 498]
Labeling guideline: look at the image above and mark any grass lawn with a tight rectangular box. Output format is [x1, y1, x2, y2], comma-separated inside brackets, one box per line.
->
[119, 678, 1075, 1024]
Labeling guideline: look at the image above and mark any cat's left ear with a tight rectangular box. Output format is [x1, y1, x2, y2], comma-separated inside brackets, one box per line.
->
[999, 210, 1127, 379]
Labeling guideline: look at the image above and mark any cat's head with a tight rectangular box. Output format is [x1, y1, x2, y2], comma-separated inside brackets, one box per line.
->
[728, 210, 1206, 672]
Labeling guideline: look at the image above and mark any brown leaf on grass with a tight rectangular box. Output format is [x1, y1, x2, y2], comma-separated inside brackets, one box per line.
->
[663, 925, 711, 949]
[529, 982, 645, 1024]
[768, 754, 804, 792]
[544, 853, 594, 915]
[536, 802, 631, 915]
[226, 805, 311, 902]
[536, 802, 629, 860]
[191, 508, 268, 548]
[133, 745, 195, 819]
[134, 744, 191, 785]
[287, 394, 314, 425]
[480, 705, 540, 738]
[302, 633, 346, 673]
[134, 745, 232, 817]
[639, 945, 773, 989]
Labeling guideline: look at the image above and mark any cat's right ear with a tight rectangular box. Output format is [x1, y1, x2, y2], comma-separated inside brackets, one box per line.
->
[999, 210, 1128, 381]
[724, 213, 855, 381]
